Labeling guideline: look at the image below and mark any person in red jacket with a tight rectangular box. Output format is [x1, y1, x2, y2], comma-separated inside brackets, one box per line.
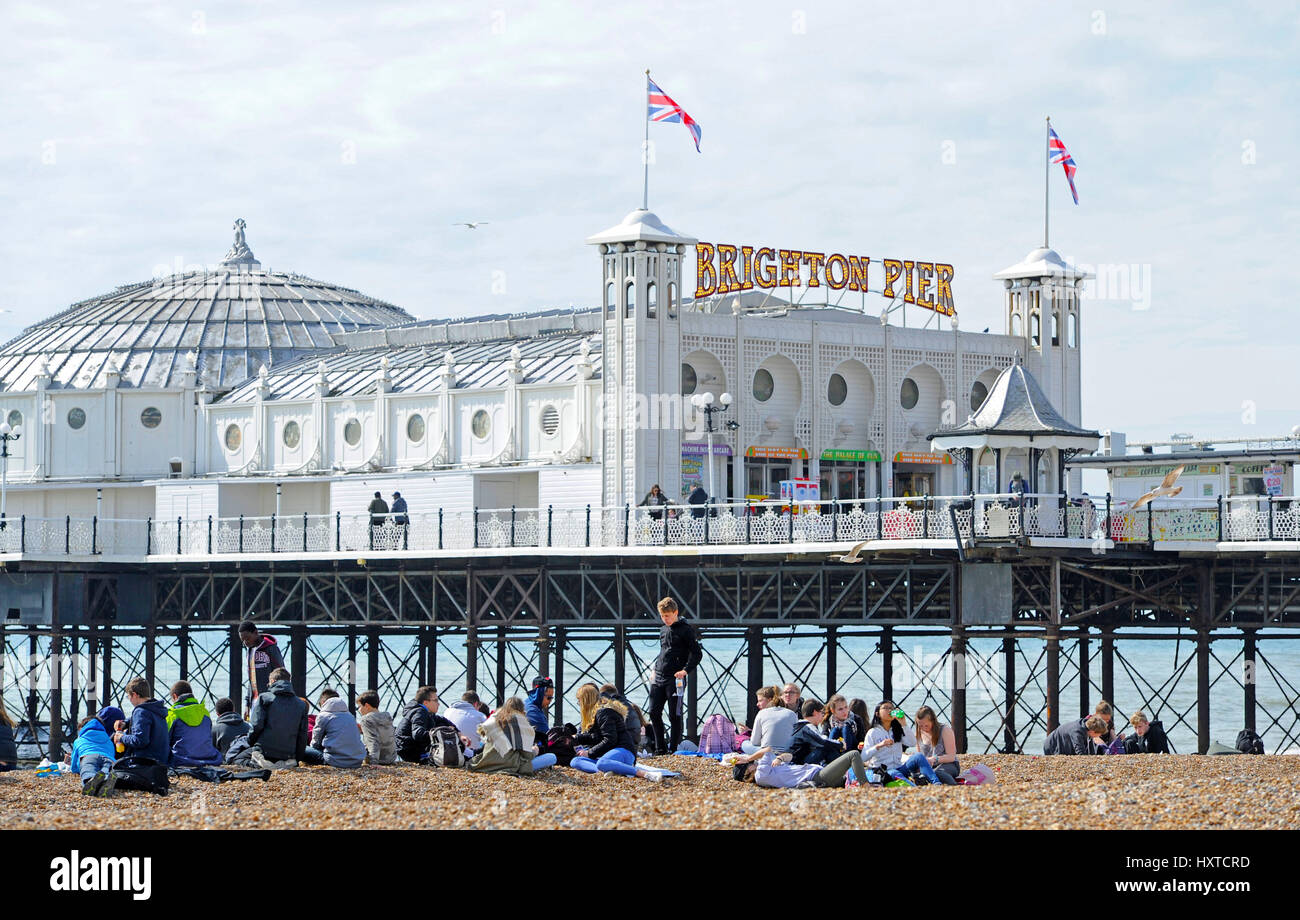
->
[238, 621, 284, 718]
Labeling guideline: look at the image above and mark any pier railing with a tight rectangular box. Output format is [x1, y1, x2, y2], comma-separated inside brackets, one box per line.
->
[0, 493, 1296, 557]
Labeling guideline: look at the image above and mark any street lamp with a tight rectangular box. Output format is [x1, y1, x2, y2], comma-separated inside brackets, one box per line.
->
[0, 421, 21, 530]
[690, 391, 733, 502]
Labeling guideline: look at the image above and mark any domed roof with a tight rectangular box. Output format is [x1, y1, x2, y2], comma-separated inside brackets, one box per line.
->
[0, 220, 414, 392]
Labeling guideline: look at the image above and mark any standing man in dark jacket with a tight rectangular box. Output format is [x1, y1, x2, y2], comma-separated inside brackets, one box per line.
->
[112, 678, 170, 763]
[645, 597, 702, 755]
[238, 621, 284, 718]
[394, 686, 469, 763]
[368, 491, 389, 549]
[246, 668, 309, 766]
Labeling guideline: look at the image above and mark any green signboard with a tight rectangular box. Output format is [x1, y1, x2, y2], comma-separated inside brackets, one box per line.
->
[821, 449, 883, 462]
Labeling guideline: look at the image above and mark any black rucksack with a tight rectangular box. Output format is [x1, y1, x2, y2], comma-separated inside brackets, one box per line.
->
[545, 725, 578, 766]
[110, 755, 171, 795]
[1235, 729, 1265, 755]
[429, 725, 464, 767]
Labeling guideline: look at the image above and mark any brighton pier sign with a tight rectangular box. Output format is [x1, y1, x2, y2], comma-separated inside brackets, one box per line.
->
[694, 242, 956, 316]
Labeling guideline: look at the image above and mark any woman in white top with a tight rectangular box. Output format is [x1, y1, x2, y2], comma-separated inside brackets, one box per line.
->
[861, 700, 941, 785]
[740, 685, 798, 754]
[914, 705, 960, 784]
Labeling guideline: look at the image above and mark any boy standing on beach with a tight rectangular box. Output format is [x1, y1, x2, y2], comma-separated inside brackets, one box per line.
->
[645, 597, 702, 756]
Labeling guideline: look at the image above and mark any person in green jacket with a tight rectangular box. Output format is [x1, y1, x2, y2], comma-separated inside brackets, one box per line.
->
[166, 681, 223, 767]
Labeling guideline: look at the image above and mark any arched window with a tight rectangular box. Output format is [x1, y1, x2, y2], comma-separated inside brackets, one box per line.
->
[668, 282, 678, 319]
[646, 281, 657, 319]
[1011, 312, 1022, 337]
[1050, 310, 1060, 347]
[605, 281, 615, 318]
[1030, 313, 1041, 348]
[1068, 312, 1078, 348]
[625, 281, 636, 319]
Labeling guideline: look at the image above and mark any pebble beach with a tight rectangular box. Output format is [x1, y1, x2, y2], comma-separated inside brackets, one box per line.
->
[4, 754, 1298, 830]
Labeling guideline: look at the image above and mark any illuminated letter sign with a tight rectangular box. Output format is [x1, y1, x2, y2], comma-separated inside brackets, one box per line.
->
[695, 242, 956, 316]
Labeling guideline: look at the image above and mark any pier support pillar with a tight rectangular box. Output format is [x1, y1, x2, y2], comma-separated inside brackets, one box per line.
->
[746, 626, 763, 726]
[144, 624, 157, 695]
[1197, 629, 1211, 755]
[495, 626, 506, 707]
[613, 623, 626, 692]
[347, 630, 358, 709]
[290, 624, 307, 698]
[536, 624, 550, 686]
[465, 626, 478, 694]
[1243, 629, 1257, 734]
[228, 625, 241, 712]
[178, 625, 189, 681]
[1045, 628, 1061, 733]
[1078, 629, 1090, 713]
[1003, 636, 1017, 753]
[951, 628, 967, 754]
[426, 627, 437, 692]
[1101, 628, 1115, 708]
[825, 625, 837, 703]
[687, 641, 699, 743]
[49, 629, 64, 760]
[366, 628, 380, 697]
[881, 627, 894, 702]
[554, 626, 566, 725]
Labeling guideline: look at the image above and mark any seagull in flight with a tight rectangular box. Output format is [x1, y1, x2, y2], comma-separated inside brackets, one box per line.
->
[1129, 465, 1185, 510]
[453, 221, 490, 230]
[829, 541, 870, 563]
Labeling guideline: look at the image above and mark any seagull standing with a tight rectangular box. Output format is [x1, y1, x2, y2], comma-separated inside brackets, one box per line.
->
[1129, 465, 1185, 510]
[829, 541, 870, 563]
[453, 221, 490, 230]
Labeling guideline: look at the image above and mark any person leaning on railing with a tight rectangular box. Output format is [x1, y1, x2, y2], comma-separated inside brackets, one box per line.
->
[639, 484, 672, 521]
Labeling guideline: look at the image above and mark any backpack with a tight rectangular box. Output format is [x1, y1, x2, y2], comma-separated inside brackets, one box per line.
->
[429, 725, 464, 767]
[545, 726, 578, 766]
[1235, 729, 1265, 755]
[698, 713, 739, 754]
[110, 755, 171, 795]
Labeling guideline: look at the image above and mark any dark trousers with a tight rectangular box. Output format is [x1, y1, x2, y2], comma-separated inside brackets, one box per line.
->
[646, 681, 682, 753]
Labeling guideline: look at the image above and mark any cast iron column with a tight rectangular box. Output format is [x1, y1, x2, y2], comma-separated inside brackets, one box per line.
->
[745, 626, 763, 726]
[1197, 629, 1211, 754]
[367, 627, 380, 695]
[290, 624, 307, 699]
[1101, 628, 1115, 708]
[880, 626, 894, 702]
[950, 627, 967, 754]
[825, 625, 837, 703]
[465, 625, 478, 695]
[1078, 628, 1090, 714]
[553, 626, 565, 725]
[228, 625, 242, 712]
[1003, 636, 1017, 753]
[1045, 628, 1061, 733]
[1243, 628, 1257, 734]
[495, 626, 507, 707]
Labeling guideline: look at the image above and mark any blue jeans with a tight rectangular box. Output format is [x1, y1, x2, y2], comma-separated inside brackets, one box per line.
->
[893, 752, 940, 785]
[571, 748, 640, 778]
[531, 753, 557, 771]
[78, 753, 114, 784]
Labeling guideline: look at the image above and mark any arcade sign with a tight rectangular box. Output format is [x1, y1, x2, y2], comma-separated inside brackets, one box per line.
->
[695, 242, 956, 316]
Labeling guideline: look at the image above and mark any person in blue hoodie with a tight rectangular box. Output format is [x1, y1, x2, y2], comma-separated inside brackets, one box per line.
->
[67, 705, 124, 795]
[525, 677, 554, 746]
[112, 678, 170, 764]
[166, 680, 223, 766]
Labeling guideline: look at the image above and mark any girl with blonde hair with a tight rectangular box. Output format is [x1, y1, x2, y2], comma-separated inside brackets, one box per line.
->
[570, 683, 672, 781]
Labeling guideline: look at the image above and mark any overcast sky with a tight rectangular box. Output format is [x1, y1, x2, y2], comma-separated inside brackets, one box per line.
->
[1, 1, 1296, 442]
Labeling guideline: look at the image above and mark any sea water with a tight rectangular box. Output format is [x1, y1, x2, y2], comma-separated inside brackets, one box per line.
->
[7, 628, 1298, 758]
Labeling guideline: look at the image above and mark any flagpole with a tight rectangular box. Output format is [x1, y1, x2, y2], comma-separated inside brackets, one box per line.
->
[643, 69, 651, 210]
[1044, 115, 1050, 249]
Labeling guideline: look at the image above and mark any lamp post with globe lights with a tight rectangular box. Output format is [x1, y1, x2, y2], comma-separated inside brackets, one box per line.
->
[689, 391, 737, 503]
[0, 421, 21, 530]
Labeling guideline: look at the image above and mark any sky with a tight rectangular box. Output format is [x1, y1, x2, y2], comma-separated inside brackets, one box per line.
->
[1, 0, 1297, 443]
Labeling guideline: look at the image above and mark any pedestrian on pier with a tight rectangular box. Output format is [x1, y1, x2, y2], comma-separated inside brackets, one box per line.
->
[368, 491, 389, 550]
[391, 491, 409, 545]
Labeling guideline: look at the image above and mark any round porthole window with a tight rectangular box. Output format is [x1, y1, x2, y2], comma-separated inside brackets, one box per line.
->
[970, 381, 989, 413]
[827, 373, 848, 407]
[472, 409, 491, 439]
[681, 363, 698, 396]
[7, 410, 22, 429]
[141, 407, 162, 429]
[407, 414, 426, 443]
[900, 377, 919, 410]
[752, 368, 774, 402]
[224, 423, 242, 451]
[344, 419, 362, 447]
[283, 420, 301, 448]
[540, 405, 560, 437]
[68, 408, 87, 430]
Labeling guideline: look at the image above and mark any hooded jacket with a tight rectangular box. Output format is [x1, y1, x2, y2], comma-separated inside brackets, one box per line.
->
[524, 685, 551, 739]
[311, 697, 367, 768]
[652, 618, 702, 686]
[120, 699, 170, 763]
[600, 690, 643, 749]
[358, 710, 397, 765]
[245, 634, 285, 709]
[575, 698, 636, 759]
[790, 720, 843, 766]
[1043, 718, 1095, 755]
[70, 716, 117, 769]
[248, 679, 309, 763]
[394, 700, 456, 762]
[443, 700, 487, 752]
[166, 696, 223, 766]
[1124, 720, 1171, 755]
[212, 711, 251, 755]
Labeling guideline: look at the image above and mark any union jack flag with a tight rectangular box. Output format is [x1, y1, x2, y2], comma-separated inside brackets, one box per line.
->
[648, 77, 702, 152]
[1048, 126, 1079, 204]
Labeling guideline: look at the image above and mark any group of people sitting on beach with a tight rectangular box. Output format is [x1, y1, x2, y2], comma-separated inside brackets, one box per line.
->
[1042, 700, 1171, 755]
[722, 683, 961, 789]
